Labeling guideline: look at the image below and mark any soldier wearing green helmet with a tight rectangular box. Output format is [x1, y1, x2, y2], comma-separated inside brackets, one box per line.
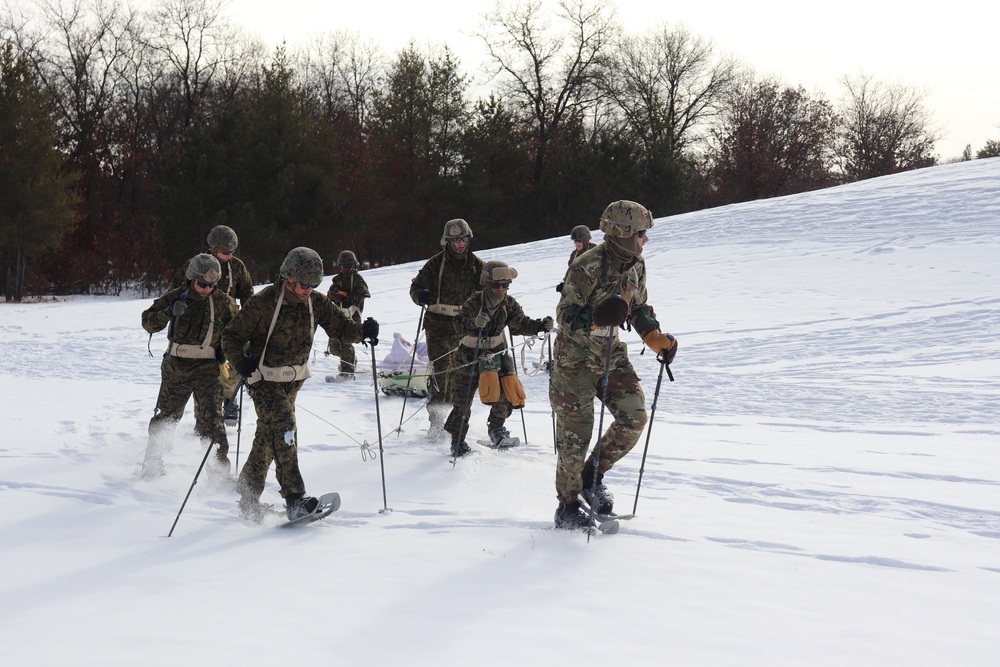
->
[549, 200, 679, 530]
[170, 225, 254, 306]
[326, 250, 370, 380]
[141, 253, 238, 478]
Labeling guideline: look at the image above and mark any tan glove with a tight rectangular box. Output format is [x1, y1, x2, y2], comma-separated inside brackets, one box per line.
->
[642, 331, 678, 363]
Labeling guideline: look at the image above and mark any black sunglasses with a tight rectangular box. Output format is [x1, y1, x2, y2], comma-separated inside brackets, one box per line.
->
[195, 279, 217, 289]
[636, 230, 647, 238]
[489, 281, 511, 290]
[294, 281, 319, 290]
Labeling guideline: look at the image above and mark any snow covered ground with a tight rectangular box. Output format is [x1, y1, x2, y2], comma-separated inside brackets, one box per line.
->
[2, 159, 999, 665]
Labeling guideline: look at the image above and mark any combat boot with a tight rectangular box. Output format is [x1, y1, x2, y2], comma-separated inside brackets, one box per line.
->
[554, 500, 596, 530]
[450, 433, 472, 458]
[286, 493, 320, 520]
[581, 466, 614, 514]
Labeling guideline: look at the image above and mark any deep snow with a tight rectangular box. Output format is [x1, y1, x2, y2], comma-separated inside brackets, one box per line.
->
[1, 159, 999, 666]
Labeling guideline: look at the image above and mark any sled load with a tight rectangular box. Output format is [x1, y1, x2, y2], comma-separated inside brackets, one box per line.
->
[377, 332, 432, 398]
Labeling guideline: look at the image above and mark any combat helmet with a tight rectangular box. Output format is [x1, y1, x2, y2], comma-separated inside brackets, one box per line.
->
[598, 200, 653, 237]
[337, 250, 359, 270]
[480, 260, 518, 285]
[440, 218, 474, 247]
[279, 247, 324, 286]
[207, 225, 239, 252]
[185, 253, 223, 285]
[570, 225, 592, 243]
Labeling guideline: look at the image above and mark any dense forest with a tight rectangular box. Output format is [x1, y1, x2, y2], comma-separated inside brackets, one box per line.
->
[2, 0, 997, 301]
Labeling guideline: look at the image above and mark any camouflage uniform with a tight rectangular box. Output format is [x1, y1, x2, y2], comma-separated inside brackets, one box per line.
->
[409, 249, 486, 422]
[326, 270, 370, 374]
[446, 290, 547, 441]
[550, 244, 664, 505]
[141, 286, 238, 474]
[222, 281, 363, 504]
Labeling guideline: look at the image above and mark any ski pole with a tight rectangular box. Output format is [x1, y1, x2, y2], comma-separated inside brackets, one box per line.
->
[547, 331, 556, 453]
[586, 333, 616, 542]
[396, 305, 426, 436]
[364, 330, 391, 513]
[458, 323, 486, 452]
[235, 381, 244, 472]
[168, 376, 245, 537]
[505, 327, 528, 445]
[632, 353, 674, 515]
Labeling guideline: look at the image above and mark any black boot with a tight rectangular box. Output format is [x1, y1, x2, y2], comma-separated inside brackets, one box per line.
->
[554, 500, 595, 530]
[581, 465, 614, 514]
[450, 432, 472, 457]
[487, 423, 513, 447]
[285, 493, 319, 520]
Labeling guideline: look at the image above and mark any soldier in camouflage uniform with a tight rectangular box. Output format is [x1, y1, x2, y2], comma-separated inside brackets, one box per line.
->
[222, 247, 379, 522]
[170, 225, 254, 305]
[326, 250, 370, 379]
[141, 254, 238, 478]
[556, 226, 597, 293]
[446, 261, 554, 456]
[409, 219, 486, 435]
[549, 201, 678, 530]
[170, 225, 255, 422]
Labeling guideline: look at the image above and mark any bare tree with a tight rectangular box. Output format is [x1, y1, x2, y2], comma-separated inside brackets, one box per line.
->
[835, 73, 938, 181]
[295, 31, 383, 125]
[601, 22, 736, 157]
[707, 75, 837, 205]
[477, 0, 618, 184]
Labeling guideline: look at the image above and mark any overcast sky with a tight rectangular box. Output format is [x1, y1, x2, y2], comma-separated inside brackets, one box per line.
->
[227, 0, 997, 160]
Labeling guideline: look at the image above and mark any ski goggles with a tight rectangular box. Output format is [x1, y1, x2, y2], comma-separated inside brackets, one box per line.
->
[291, 280, 320, 290]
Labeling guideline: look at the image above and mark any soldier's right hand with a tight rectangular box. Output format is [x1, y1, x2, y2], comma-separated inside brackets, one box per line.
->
[555, 282, 564, 293]
[171, 300, 187, 317]
[417, 289, 432, 306]
[235, 357, 258, 378]
[474, 313, 490, 329]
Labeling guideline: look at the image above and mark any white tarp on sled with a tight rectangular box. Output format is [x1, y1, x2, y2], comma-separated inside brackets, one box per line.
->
[377, 332, 432, 398]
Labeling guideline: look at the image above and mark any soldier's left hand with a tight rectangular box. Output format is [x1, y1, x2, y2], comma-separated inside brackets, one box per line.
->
[540, 316, 555, 332]
[361, 317, 379, 344]
[642, 331, 677, 363]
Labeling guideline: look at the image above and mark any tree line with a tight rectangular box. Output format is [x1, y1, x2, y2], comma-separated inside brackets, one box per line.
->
[2, 0, 995, 302]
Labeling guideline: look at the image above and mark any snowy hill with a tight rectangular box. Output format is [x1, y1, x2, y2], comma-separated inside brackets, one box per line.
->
[2, 159, 999, 665]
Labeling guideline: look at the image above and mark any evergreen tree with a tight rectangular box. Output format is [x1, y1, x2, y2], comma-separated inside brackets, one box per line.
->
[0, 42, 80, 301]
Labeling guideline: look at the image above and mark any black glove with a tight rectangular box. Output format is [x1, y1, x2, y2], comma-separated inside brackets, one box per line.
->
[555, 282, 564, 293]
[170, 299, 187, 317]
[540, 316, 555, 333]
[417, 289, 432, 306]
[235, 357, 258, 378]
[361, 317, 379, 344]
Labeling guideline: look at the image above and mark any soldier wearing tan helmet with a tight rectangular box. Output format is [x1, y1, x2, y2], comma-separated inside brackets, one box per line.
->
[409, 219, 486, 438]
[445, 261, 554, 456]
[549, 201, 678, 530]
[141, 253, 238, 477]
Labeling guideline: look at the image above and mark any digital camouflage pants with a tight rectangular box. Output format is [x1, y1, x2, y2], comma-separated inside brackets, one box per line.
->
[423, 317, 464, 427]
[147, 357, 228, 460]
[327, 336, 358, 373]
[236, 379, 307, 501]
[549, 334, 647, 505]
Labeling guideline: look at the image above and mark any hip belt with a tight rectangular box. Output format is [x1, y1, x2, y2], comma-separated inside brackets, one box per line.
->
[169, 343, 218, 360]
[461, 334, 506, 349]
[427, 304, 461, 317]
[248, 362, 311, 385]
